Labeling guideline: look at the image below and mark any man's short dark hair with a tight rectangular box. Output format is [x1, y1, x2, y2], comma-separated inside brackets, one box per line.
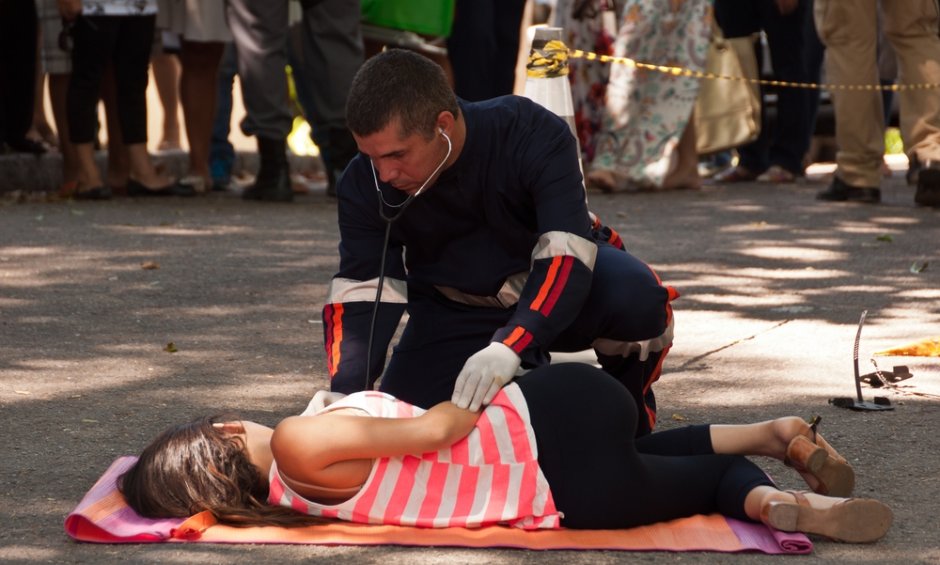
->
[346, 49, 460, 139]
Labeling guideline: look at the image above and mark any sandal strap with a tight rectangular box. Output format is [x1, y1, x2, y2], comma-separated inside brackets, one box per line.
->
[786, 490, 811, 507]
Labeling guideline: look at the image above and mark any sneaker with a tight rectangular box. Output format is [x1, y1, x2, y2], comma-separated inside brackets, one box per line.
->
[915, 165, 940, 207]
[816, 176, 881, 204]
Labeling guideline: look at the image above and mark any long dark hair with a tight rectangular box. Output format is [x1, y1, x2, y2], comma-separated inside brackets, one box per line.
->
[119, 415, 321, 527]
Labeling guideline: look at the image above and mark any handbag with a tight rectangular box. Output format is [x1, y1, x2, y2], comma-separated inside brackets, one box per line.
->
[694, 29, 761, 154]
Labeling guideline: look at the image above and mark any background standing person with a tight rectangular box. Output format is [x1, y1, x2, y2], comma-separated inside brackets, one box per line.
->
[289, 0, 364, 197]
[323, 49, 676, 436]
[552, 0, 623, 167]
[0, 0, 41, 155]
[224, 0, 363, 202]
[585, 0, 711, 192]
[58, 0, 188, 199]
[712, 0, 824, 185]
[814, 0, 940, 207]
[157, 0, 231, 193]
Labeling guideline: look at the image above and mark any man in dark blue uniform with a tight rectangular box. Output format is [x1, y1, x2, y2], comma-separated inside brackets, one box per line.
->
[323, 49, 676, 435]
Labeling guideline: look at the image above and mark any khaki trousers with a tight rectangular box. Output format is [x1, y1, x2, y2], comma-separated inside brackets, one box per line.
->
[815, 0, 940, 188]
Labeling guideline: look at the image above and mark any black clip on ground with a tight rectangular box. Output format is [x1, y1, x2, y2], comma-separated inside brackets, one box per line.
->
[829, 310, 894, 411]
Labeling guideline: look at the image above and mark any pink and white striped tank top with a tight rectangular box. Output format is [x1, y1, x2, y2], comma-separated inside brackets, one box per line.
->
[267, 383, 561, 529]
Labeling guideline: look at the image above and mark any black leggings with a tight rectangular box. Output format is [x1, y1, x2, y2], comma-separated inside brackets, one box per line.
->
[67, 15, 155, 144]
[517, 364, 773, 529]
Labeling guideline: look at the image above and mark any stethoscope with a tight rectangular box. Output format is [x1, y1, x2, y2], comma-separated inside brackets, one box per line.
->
[363, 128, 453, 389]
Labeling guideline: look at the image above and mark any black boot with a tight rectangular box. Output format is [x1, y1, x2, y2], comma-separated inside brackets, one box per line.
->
[319, 127, 359, 197]
[243, 137, 293, 202]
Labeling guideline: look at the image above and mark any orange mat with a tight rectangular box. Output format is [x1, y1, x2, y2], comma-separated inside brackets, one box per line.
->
[65, 457, 812, 554]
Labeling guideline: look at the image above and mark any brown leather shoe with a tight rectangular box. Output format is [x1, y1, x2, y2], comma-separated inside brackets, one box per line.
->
[761, 491, 893, 543]
[784, 417, 854, 497]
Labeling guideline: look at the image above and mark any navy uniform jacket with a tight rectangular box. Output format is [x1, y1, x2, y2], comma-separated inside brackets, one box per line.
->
[323, 95, 621, 393]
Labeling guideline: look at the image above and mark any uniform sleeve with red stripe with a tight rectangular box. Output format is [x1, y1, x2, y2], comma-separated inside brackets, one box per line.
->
[323, 160, 408, 394]
[491, 100, 599, 361]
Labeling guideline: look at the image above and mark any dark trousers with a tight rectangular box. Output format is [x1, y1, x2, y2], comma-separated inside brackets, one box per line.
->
[0, 0, 38, 144]
[67, 15, 155, 144]
[520, 363, 772, 529]
[716, 0, 824, 175]
[446, 0, 527, 101]
[379, 244, 674, 437]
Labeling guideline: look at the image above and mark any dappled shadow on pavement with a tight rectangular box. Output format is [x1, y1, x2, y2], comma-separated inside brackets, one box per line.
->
[1, 183, 938, 563]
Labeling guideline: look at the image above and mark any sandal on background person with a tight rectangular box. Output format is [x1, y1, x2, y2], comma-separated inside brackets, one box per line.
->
[713, 165, 758, 183]
[761, 490, 892, 543]
[126, 178, 195, 197]
[73, 185, 113, 200]
[175, 175, 209, 194]
[756, 164, 797, 183]
[784, 416, 855, 497]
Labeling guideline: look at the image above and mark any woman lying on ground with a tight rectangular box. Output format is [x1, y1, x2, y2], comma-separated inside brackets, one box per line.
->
[121, 363, 892, 542]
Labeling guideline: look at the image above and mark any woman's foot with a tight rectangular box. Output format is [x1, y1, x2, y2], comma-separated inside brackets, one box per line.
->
[586, 169, 618, 193]
[771, 417, 854, 496]
[760, 490, 892, 543]
[661, 167, 702, 191]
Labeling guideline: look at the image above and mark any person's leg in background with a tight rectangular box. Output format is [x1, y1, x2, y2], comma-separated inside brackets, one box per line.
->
[0, 0, 40, 153]
[756, 0, 820, 182]
[712, 0, 763, 181]
[68, 15, 118, 198]
[38, 0, 80, 193]
[177, 38, 225, 192]
[296, 0, 364, 197]
[112, 15, 183, 195]
[150, 35, 182, 152]
[99, 63, 130, 192]
[209, 42, 237, 191]
[882, 0, 940, 207]
[225, 0, 294, 202]
[446, 0, 527, 101]
[814, 0, 883, 203]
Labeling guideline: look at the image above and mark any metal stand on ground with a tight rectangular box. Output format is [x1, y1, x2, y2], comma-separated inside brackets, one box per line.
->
[829, 310, 894, 411]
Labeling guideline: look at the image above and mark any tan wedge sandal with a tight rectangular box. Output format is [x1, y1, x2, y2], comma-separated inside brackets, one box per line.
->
[761, 491, 893, 543]
[785, 416, 855, 497]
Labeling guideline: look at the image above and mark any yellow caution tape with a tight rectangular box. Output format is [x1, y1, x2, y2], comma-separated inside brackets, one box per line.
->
[527, 39, 570, 78]
[568, 48, 940, 91]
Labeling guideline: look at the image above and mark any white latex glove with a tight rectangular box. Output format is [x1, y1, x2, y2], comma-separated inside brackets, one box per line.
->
[452, 342, 521, 411]
[636, 317, 675, 362]
[304, 390, 348, 415]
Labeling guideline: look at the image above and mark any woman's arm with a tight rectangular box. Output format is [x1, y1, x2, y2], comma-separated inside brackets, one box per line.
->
[271, 401, 480, 488]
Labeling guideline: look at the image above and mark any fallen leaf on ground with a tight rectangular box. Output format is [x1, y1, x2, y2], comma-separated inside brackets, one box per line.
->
[164, 342, 178, 353]
[141, 261, 160, 270]
[876, 234, 893, 242]
[910, 261, 928, 273]
[874, 336, 940, 357]
[671, 413, 687, 421]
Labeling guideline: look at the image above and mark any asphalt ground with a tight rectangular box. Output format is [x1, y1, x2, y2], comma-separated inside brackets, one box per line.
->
[1, 168, 938, 564]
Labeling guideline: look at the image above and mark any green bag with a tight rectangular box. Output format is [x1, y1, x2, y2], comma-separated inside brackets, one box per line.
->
[361, 0, 455, 37]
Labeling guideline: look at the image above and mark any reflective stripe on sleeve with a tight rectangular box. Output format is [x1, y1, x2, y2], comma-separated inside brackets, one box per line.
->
[327, 277, 408, 304]
[532, 231, 597, 270]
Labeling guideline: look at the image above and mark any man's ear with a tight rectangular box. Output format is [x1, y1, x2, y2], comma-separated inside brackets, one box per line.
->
[213, 421, 246, 434]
